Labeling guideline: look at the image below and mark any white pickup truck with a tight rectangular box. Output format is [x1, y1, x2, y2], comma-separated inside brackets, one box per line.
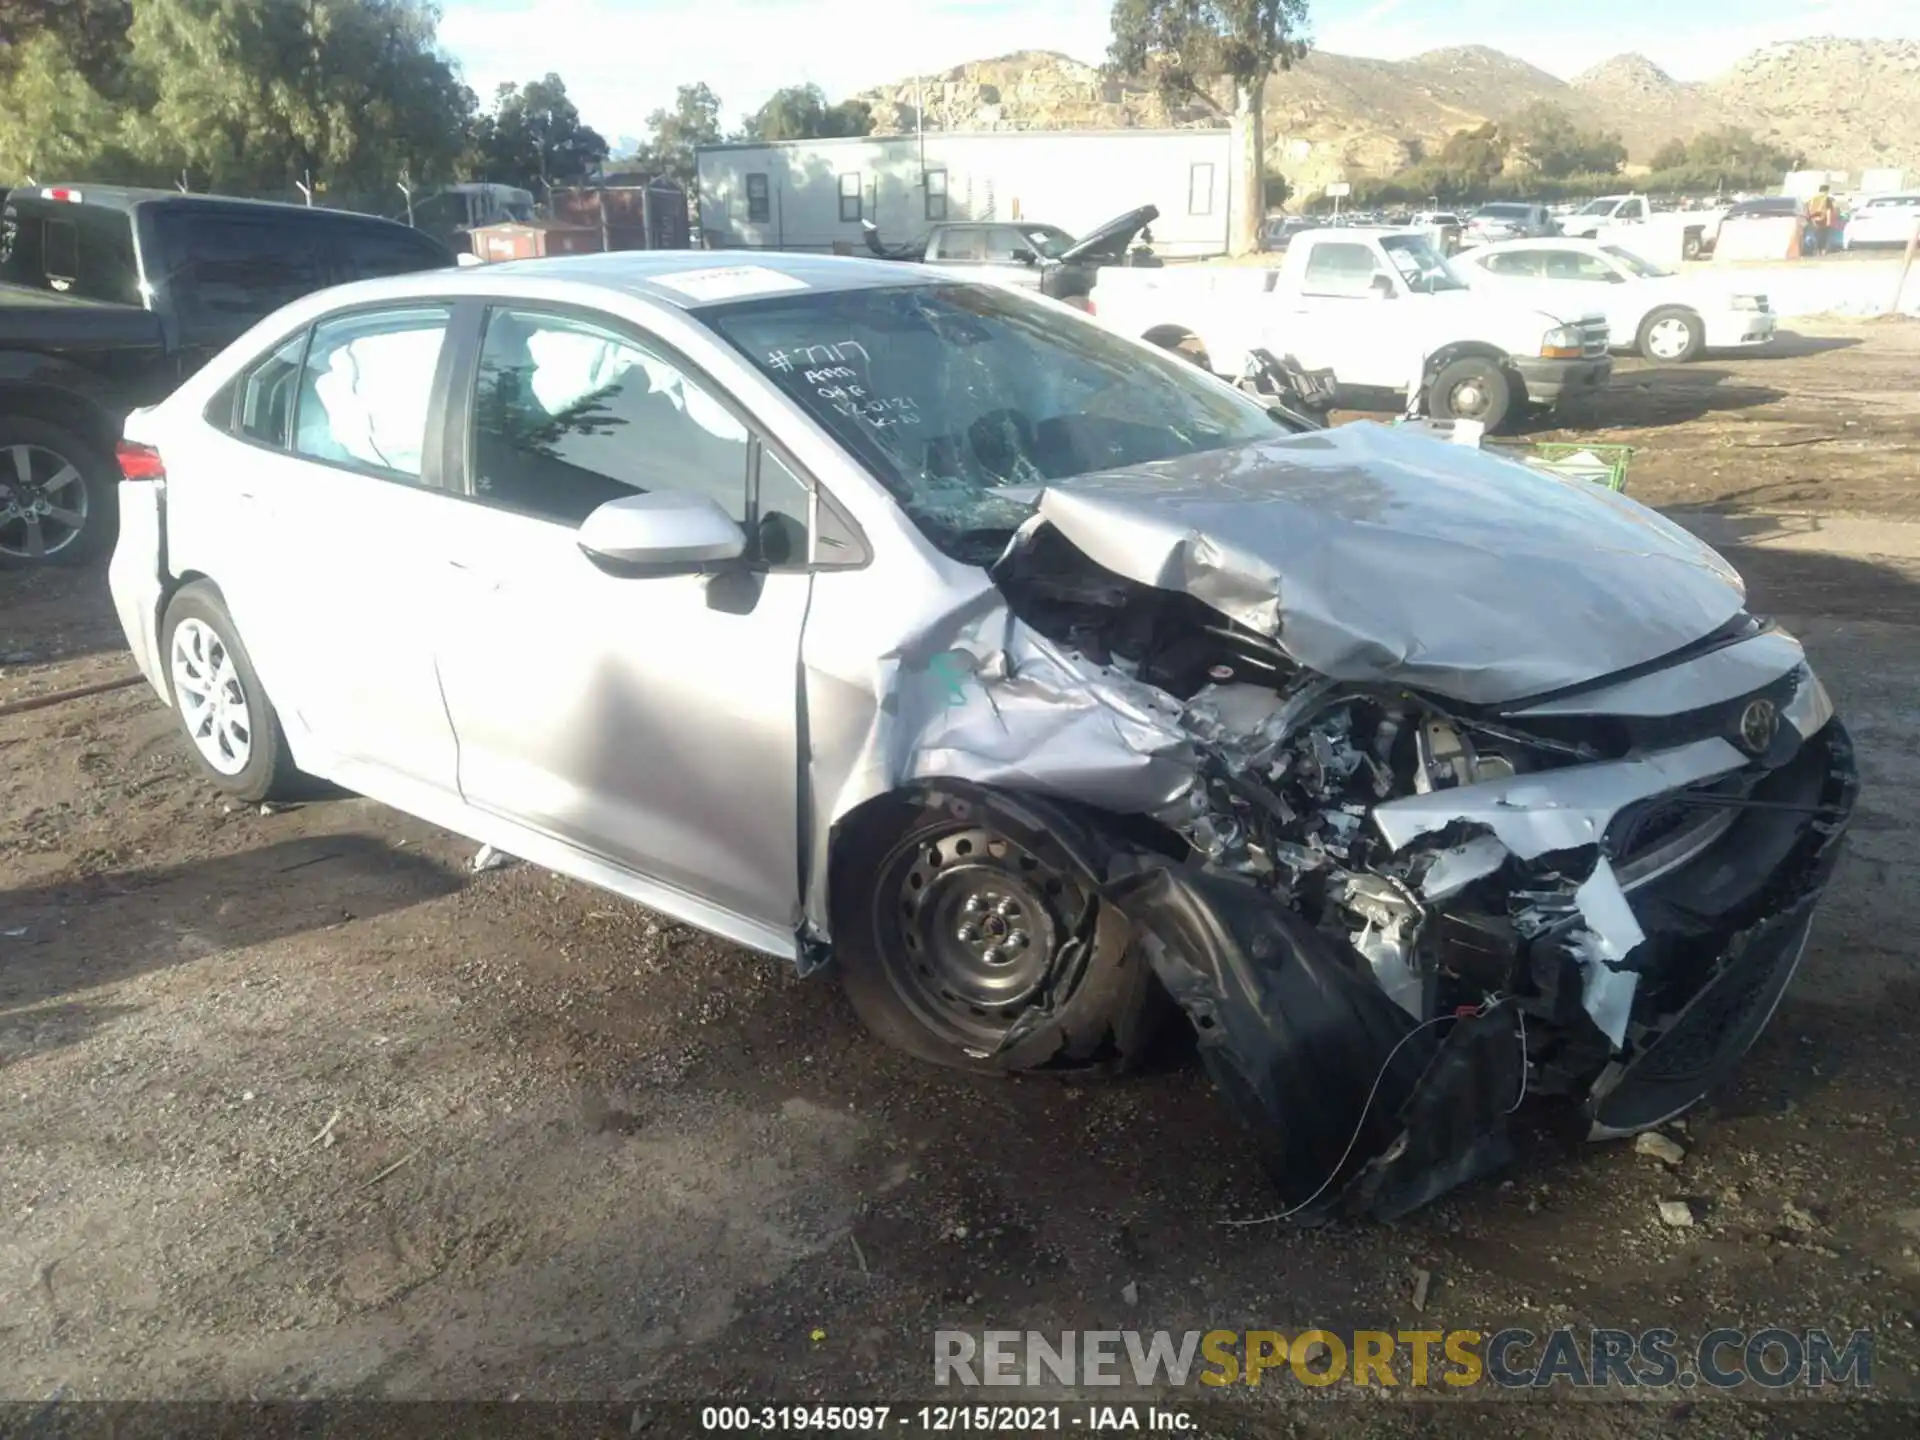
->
[1086, 227, 1612, 433]
[1557, 194, 1725, 260]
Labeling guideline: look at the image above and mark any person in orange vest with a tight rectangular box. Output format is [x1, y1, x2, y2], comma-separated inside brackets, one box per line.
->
[1805, 185, 1838, 256]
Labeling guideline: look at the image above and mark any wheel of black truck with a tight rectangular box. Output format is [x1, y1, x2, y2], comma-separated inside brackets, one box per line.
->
[0, 418, 118, 569]
[1426, 357, 1513, 433]
[832, 786, 1161, 1076]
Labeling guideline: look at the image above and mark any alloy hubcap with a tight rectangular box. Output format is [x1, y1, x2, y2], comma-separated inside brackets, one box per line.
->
[1649, 319, 1691, 359]
[170, 618, 253, 775]
[885, 825, 1069, 1048]
[0, 444, 88, 560]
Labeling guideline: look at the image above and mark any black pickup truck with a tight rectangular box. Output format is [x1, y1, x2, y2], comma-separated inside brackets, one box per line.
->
[0, 184, 454, 568]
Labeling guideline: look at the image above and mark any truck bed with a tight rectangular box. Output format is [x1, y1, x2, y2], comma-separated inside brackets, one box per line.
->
[0, 284, 167, 358]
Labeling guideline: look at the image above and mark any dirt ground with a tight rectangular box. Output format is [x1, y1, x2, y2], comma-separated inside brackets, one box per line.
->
[3, 320, 1918, 1436]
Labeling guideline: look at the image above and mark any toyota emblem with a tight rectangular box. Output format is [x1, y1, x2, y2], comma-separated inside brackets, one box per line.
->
[1738, 698, 1779, 754]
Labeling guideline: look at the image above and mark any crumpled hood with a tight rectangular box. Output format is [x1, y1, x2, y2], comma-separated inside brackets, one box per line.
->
[1028, 421, 1747, 705]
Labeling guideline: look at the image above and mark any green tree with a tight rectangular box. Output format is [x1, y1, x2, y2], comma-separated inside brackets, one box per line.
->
[1437, 121, 1506, 184]
[637, 82, 723, 190]
[0, 1, 134, 92]
[1108, 0, 1311, 256]
[1649, 137, 1689, 171]
[739, 84, 872, 142]
[1508, 101, 1626, 179]
[0, 30, 124, 180]
[472, 72, 608, 192]
[125, 0, 472, 199]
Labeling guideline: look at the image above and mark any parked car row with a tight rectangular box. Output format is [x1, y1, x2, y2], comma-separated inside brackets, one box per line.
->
[1088, 225, 1773, 433]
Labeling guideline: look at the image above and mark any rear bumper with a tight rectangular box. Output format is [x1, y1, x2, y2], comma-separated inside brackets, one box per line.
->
[1513, 354, 1614, 405]
[1703, 311, 1777, 348]
[105, 478, 170, 704]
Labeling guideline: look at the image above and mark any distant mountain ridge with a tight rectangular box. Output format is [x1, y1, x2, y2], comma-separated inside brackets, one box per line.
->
[850, 36, 1919, 191]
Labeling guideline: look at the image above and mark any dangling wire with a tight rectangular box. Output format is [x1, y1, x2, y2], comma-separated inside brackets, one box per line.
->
[1221, 994, 1521, 1228]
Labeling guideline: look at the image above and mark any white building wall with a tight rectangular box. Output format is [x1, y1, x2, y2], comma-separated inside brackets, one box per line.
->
[697, 130, 1237, 257]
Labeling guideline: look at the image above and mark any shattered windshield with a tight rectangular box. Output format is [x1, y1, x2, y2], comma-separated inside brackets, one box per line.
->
[1381, 234, 1467, 293]
[705, 282, 1283, 562]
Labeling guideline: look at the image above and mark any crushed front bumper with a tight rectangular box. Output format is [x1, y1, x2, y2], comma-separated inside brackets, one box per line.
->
[1513, 353, 1615, 407]
[1108, 719, 1857, 1223]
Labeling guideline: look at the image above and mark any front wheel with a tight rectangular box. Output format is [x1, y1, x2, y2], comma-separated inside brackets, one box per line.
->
[1638, 307, 1705, 363]
[0, 418, 118, 569]
[1426, 357, 1513, 433]
[832, 786, 1162, 1075]
[161, 582, 303, 803]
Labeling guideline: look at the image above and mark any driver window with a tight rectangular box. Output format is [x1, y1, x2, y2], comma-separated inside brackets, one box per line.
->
[1484, 251, 1544, 277]
[938, 228, 985, 262]
[469, 306, 750, 529]
[1544, 250, 1617, 281]
[1302, 241, 1384, 296]
[986, 227, 1029, 262]
[1621, 200, 1646, 220]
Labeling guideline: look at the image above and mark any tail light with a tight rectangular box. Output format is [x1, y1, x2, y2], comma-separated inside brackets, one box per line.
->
[116, 440, 166, 482]
[1065, 295, 1095, 314]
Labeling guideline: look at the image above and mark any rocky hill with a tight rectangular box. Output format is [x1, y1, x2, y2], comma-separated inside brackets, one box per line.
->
[851, 36, 1919, 192]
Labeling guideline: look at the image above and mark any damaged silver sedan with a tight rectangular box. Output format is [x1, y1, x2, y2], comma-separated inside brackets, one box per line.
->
[108, 253, 1856, 1221]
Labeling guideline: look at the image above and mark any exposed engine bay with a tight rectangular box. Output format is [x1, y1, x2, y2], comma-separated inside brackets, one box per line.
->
[984, 515, 1857, 1222]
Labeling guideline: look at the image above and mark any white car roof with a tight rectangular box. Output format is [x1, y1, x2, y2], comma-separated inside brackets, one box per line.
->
[1467, 237, 1613, 254]
[313, 250, 945, 315]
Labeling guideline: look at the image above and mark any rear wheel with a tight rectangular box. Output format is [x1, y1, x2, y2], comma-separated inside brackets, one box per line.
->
[1638, 307, 1705, 363]
[833, 786, 1161, 1075]
[0, 418, 118, 569]
[162, 582, 302, 803]
[1426, 357, 1513, 433]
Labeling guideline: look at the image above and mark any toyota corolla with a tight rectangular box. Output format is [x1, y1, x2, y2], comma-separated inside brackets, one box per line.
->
[107, 253, 1855, 1220]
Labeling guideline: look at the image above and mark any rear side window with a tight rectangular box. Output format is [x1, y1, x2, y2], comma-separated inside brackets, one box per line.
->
[292, 306, 451, 480]
[236, 332, 310, 447]
[337, 223, 451, 280]
[1301, 241, 1381, 295]
[0, 201, 141, 306]
[155, 211, 324, 339]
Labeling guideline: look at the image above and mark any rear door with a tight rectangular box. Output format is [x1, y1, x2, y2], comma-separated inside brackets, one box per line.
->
[180, 300, 465, 796]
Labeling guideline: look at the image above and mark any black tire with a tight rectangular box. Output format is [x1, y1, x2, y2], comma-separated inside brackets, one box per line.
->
[1146, 330, 1212, 371]
[1682, 232, 1704, 261]
[1426, 357, 1513, 433]
[0, 417, 119, 570]
[1637, 306, 1705, 363]
[832, 785, 1163, 1076]
[160, 582, 302, 803]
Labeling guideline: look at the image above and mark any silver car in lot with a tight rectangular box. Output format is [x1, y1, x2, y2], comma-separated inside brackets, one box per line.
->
[108, 252, 1855, 1220]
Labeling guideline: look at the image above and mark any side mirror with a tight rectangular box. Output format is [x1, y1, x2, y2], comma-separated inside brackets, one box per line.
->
[1012, 250, 1036, 265]
[1369, 273, 1398, 300]
[577, 491, 745, 575]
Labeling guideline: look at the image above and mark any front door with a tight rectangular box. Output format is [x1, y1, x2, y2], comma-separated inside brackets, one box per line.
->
[432, 303, 813, 938]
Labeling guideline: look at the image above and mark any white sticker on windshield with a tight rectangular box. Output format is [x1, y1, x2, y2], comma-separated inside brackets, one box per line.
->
[651, 266, 810, 302]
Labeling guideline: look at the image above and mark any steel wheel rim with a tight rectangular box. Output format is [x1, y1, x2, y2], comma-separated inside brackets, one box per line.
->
[877, 823, 1077, 1052]
[1448, 377, 1489, 417]
[170, 618, 253, 775]
[1647, 318, 1692, 359]
[0, 444, 89, 560]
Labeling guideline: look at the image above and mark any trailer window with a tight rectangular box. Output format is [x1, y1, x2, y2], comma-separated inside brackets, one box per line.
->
[1189, 162, 1215, 216]
[839, 173, 862, 224]
[746, 173, 770, 224]
[925, 169, 948, 222]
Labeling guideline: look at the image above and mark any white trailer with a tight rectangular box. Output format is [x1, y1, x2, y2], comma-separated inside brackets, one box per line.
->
[695, 129, 1237, 258]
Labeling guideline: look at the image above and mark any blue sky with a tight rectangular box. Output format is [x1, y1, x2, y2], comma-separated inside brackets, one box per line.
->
[437, 0, 1920, 140]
